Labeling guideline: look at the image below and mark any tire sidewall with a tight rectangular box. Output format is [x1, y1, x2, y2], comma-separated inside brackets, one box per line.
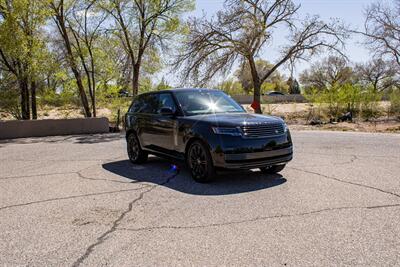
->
[187, 141, 215, 183]
[127, 133, 147, 163]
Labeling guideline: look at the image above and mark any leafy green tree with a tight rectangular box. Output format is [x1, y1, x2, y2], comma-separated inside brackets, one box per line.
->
[49, 0, 93, 117]
[235, 59, 287, 94]
[219, 79, 244, 95]
[0, 0, 49, 119]
[287, 77, 300, 94]
[155, 77, 172, 90]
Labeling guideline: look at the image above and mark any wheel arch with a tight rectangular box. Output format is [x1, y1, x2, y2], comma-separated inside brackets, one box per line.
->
[184, 136, 213, 160]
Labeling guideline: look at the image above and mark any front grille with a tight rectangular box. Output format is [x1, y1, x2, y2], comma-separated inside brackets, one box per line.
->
[240, 123, 285, 138]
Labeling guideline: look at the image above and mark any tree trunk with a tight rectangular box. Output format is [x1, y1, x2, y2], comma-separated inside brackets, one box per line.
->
[54, 12, 92, 117]
[31, 81, 37, 120]
[373, 78, 378, 92]
[248, 57, 262, 114]
[132, 63, 140, 96]
[20, 79, 30, 120]
[72, 67, 92, 117]
[253, 83, 262, 114]
[89, 51, 96, 117]
[91, 88, 96, 117]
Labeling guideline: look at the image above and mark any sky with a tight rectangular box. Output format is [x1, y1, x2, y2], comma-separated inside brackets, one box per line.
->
[165, 0, 377, 86]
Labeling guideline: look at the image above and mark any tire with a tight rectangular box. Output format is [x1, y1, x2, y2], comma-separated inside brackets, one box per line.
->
[127, 133, 148, 164]
[260, 164, 286, 174]
[187, 141, 216, 183]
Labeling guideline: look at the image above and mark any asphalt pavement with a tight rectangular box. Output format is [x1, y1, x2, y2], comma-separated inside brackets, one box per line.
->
[0, 131, 399, 266]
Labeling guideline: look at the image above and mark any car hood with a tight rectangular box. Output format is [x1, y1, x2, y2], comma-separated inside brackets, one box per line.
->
[186, 113, 284, 127]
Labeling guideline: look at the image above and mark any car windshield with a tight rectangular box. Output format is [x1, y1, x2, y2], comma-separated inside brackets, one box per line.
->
[174, 90, 245, 116]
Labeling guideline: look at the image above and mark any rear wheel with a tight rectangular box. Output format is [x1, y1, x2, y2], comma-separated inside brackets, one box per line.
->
[127, 133, 148, 164]
[260, 164, 286, 174]
[187, 141, 215, 183]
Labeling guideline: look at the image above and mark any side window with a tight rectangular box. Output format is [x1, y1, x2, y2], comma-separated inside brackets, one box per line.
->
[129, 96, 142, 113]
[157, 93, 177, 114]
[138, 94, 159, 114]
[129, 93, 176, 114]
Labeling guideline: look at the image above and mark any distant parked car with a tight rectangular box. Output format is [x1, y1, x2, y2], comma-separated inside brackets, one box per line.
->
[118, 89, 131, 97]
[264, 91, 285, 96]
[125, 88, 293, 182]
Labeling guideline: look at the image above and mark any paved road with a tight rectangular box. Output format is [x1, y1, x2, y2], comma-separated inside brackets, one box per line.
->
[0, 131, 399, 266]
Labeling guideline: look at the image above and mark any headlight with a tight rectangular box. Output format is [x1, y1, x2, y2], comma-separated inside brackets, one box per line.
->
[212, 127, 242, 136]
[283, 123, 289, 133]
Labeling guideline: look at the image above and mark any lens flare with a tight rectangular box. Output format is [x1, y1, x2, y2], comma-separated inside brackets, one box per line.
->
[207, 101, 218, 111]
[168, 164, 179, 173]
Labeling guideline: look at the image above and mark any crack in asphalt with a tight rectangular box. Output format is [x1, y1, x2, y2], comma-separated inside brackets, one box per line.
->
[0, 172, 78, 180]
[116, 203, 400, 233]
[0, 156, 128, 184]
[75, 171, 140, 184]
[288, 167, 400, 199]
[294, 154, 359, 168]
[296, 151, 400, 160]
[0, 168, 138, 185]
[0, 187, 150, 211]
[71, 170, 180, 267]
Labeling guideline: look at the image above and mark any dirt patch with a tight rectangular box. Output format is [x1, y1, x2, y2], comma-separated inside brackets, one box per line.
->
[242, 102, 399, 134]
[288, 121, 400, 133]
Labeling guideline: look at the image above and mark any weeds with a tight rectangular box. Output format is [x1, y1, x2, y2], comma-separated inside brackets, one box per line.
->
[304, 84, 385, 122]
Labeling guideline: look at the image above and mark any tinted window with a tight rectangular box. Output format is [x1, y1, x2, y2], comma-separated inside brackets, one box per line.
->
[157, 93, 177, 114]
[129, 96, 142, 113]
[129, 94, 159, 114]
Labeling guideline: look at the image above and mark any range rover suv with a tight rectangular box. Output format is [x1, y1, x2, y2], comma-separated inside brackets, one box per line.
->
[125, 88, 293, 182]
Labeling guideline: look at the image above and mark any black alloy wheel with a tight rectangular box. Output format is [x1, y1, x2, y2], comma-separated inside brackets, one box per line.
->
[127, 133, 148, 164]
[188, 141, 215, 183]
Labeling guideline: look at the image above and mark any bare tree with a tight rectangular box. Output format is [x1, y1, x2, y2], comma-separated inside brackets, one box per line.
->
[101, 0, 192, 96]
[300, 56, 354, 91]
[175, 0, 346, 113]
[357, 1, 400, 70]
[355, 59, 397, 92]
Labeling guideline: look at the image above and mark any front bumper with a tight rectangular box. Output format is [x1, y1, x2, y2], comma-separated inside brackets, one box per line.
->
[214, 146, 293, 169]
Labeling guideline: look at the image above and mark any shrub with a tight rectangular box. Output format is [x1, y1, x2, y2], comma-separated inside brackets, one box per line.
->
[38, 88, 79, 108]
[304, 84, 383, 121]
[0, 88, 21, 119]
[359, 87, 382, 120]
[219, 79, 245, 95]
[389, 88, 400, 117]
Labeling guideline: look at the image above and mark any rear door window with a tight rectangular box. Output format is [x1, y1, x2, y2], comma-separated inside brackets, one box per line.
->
[157, 93, 177, 114]
[129, 96, 142, 113]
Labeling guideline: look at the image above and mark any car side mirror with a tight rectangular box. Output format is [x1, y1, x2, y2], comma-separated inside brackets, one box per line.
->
[160, 107, 175, 116]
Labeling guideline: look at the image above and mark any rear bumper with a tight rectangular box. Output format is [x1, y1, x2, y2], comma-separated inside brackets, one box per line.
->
[214, 146, 293, 169]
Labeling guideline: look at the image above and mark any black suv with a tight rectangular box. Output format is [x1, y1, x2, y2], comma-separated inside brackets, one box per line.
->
[125, 88, 293, 182]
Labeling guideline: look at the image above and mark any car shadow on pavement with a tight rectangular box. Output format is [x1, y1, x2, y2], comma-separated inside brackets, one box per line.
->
[102, 157, 286, 196]
[0, 133, 123, 145]
[73, 133, 123, 144]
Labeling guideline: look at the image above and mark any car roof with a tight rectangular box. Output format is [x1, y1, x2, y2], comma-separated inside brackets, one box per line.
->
[139, 88, 221, 96]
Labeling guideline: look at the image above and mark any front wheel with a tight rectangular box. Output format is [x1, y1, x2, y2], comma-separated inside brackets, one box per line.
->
[187, 141, 215, 183]
[260, 164, 286, 174]
[127, 133, 148, 164]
